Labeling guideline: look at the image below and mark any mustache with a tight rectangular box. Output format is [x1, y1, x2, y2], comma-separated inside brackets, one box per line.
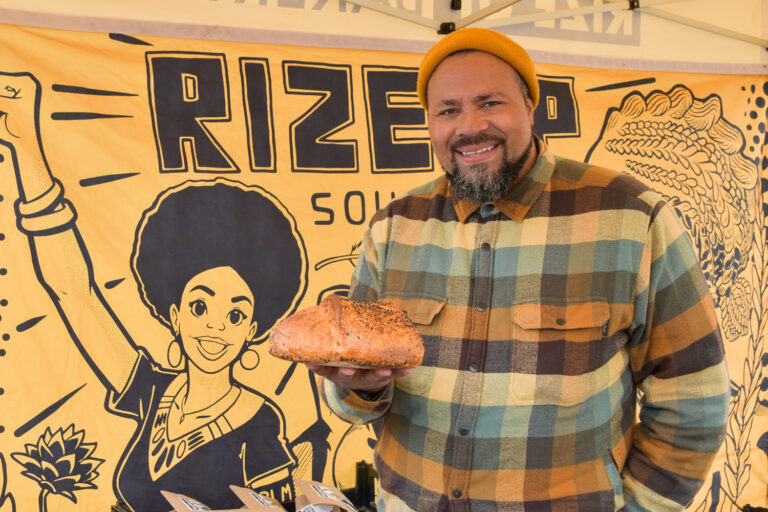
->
[450, 134, 504, 153]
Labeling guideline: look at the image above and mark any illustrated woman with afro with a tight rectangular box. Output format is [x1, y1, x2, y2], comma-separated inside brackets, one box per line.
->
[0, 73, 308, 511]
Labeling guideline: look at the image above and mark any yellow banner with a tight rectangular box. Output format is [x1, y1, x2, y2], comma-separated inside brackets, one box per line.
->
[0, 22, 765, 511]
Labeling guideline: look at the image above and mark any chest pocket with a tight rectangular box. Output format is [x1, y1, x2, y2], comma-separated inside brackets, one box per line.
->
[512, 298, 610, 341]
[380, 294, 445, 338]
[510, 297, 614, 406]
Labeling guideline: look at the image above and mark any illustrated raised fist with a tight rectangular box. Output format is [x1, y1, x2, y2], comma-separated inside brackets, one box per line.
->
[0, 72, 42, 146]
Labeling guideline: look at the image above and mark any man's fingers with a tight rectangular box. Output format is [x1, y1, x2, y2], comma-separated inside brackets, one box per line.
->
[306, 363, 412, 378]
[304, 364, 358, 382]
[304, 363, 416, 394]
[305, 363, 333, 377]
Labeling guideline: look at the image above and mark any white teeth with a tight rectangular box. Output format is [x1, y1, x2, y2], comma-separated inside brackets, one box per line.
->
[460, 144, 496, 156]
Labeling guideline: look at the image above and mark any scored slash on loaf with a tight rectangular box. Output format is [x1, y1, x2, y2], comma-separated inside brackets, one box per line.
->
[268, 294, 424, 369]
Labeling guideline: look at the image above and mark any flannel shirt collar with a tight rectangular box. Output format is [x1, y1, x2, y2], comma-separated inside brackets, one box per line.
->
[452, 136, 555, 223]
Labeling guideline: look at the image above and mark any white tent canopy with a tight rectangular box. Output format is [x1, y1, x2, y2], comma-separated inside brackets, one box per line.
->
[0, 0, 765, 74]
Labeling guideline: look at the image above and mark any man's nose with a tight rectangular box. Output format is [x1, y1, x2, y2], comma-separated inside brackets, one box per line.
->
[457, 108, 489, 136]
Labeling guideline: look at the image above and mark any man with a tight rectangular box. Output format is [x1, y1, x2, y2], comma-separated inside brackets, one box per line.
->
[308, 27, 729, 511]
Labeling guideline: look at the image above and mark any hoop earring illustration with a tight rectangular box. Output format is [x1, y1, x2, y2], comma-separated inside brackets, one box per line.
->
[167, 338, 183, 369]
[239, 347, 260, 370]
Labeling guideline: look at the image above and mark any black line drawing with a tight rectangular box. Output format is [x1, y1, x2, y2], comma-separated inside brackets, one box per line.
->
[14, 385, 87, 438]
[11, 425, 104, 512]
[0, 453, 18, 512]
[0, 71, 323, 511]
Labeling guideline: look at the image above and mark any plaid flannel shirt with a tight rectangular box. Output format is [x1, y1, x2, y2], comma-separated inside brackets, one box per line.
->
[321, 139, 729, 512]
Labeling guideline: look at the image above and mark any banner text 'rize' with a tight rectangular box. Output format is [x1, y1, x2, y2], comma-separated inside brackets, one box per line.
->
[146, 53, 579, 174]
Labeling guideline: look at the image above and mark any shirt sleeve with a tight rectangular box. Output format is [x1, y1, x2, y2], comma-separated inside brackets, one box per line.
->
[107, 348, 172, 420]
[319, 221, 395, 424]
[622, 201, 729, 511]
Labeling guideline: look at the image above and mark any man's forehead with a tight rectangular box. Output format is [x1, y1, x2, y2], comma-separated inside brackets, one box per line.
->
[427, 52, 520, 97]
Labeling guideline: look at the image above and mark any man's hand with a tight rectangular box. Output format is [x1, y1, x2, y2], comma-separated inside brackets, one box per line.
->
[306, 364, 412, 394]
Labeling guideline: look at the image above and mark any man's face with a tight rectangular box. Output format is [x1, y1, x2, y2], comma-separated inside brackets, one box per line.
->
[426, 51, 535, 203]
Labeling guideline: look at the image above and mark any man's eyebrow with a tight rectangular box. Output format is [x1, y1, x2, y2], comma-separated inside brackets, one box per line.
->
[476, 92, 506, 101]
[190, 285, 215, 296]
[232, 295, 253, 305]
[437, 92, 506, 106]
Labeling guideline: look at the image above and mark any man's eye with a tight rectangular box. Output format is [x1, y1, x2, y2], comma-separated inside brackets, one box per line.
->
[437, 108, 457, 116]
[228, 309, 245, 326]
[189, 299, 207, 317]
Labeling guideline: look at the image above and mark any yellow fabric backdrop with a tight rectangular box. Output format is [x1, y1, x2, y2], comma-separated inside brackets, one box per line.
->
[0, 22, 765, 511]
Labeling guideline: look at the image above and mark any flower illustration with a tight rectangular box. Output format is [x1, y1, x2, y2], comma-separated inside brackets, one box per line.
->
[11, 424, 104, 512]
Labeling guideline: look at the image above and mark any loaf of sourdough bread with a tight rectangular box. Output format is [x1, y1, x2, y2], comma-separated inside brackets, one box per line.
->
[268, 294, 424, 369]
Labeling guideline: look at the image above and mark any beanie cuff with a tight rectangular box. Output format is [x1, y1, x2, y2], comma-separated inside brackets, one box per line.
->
[417, 28, 539, 110]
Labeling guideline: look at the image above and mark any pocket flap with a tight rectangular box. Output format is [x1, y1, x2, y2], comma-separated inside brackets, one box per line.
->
[381, 295, 445, 325]
[514, 299, 609, 330]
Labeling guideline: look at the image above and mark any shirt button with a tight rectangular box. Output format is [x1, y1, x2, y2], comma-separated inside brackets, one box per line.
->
[556, 318, 566, 325]
[459, 427, 469, 436]
[468, 364, 479, 373]
[452, 489, 462, 498]
[481, 242, 491, 251]
[476, 304, 486, 312]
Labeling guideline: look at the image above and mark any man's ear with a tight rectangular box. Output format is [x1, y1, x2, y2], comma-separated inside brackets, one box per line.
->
[170, 304, 180, 335]
[525, 95, 535, 125]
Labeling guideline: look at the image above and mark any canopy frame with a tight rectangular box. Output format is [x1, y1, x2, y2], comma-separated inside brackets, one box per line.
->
[339, 0, 768, 49]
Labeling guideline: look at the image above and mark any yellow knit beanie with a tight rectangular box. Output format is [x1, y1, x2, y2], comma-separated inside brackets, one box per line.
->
[417, 27, 539, 110]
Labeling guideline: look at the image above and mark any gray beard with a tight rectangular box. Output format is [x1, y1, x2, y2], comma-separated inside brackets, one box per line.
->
[449, 136, 533, 204]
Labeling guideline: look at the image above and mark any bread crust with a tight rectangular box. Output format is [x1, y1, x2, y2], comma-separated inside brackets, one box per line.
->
[268, 295, 424, 368]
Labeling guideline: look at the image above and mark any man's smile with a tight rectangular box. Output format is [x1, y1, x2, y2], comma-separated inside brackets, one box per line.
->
[453, 141, 502, 167]
[457, 143, 498, 157]
[452, 137, 504, 167]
